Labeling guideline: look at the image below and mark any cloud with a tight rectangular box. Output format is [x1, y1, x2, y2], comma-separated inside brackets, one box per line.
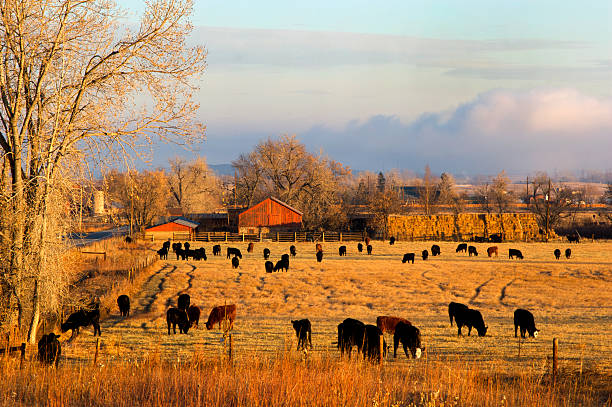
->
[301, 89, 612, 173]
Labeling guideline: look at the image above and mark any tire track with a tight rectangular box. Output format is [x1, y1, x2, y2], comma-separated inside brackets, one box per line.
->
[499, 278, 519, 306]
[469, 278, 494, 305]
[139, 264, 177, 314]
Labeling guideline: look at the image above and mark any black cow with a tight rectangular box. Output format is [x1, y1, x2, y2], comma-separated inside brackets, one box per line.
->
[274, 257, 289, 272]
[193, 247, 207, 261]
[393, 321, 423, 359]
[166, 307, 190, 334]
[339, 245, 347, 256]
[509, 248, 523, 259]
[232, 256, 239, 269]
[117, 295, 130, 318]
[157, 247, 168, 260]
[316, 251, 323, 263]
[363, 324, 386, 360]
[291, 319, 312, 350]
[174, 248, 184, 261]
[188, 305, 201, 328]
[227, 247, 242, 259]
[184, 242, 190, 251]
[565, 248, 572, 259]
[264, 260, 274, 273]
[431, 245, 441, 256]
[172, 242, 182, 253]
[468, 246, 478, 256]
[178, 294, 190, 312]
[290, 245, 297, 257]
[456, 243, 468, 253]
[263, 247, 271, 259]
[61, 308, 101, 338]
[567, 233, 580, 243]
[38, 333, 61, 366]
[420, 250, 428, 260]
[454, 307, 487, 336]
[402, 253, 415, 264]
[448, 302, 468, 326]
[514, 308, 539, 338]
[554, 249, 561, 259]
[489, 233, 503, 243]
[337, 318, 365, 358]
[125, 236, 133, 244]
[213, 244, 221, 256]
[247, 242, 254, 253]
[357, 243, 363, 253]
[162, 240, 171, 251]
[366, 245, 373, 255]
[389, 237, 395, 245]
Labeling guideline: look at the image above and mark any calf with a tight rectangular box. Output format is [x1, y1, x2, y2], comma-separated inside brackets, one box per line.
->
[178, 294, 190, 312]
[402, 253, 415, 264]
[456, 243, 468, 253]
[514, 308, 539, 338]
[291, 319, 312, 350]
[376, 316, 411, 334]
[38, 333, 61, 366]
[166, 307, 190, 334]
[316, 250, 323, 263]
[363, 325, 386, 361]
[205, 304, 236, 330]
[393, 321, 423, 359]
[231, 256, 240, 269]
[117, 295, 130, 318]
[157, 247, 168, 260]
[187, 305, 201, 328]
[554, 248, 561, 260]
[357, 243, 363, 253]
[213, 244, 221, 256]
[389, 237, 395, 245]
[565, 248, 572, 259]
[290, 245, 297, 257]
[468, 246, 478, 256]
[265, 260, 274, 273]
[227, 247, 242, 259]
[454, 307, 487, 336]
[247, 242, 254, 253]
[337, 318, 365, 358]
[61, 308, 101, 338]
[366, 244, 373, 255]
[421, 250, 429, 260]
[487, 246, 498, 257]
[431, 245, 441, 256]
[448, 302, 468, 326]
[339, 245, 347, 256]
[263, 247, 271, 259]
[509, 248, 523, 259]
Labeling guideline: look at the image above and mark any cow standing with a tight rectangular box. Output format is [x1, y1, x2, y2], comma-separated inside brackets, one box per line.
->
[38, 333, 61, 366]
[456, 243, 468, 253]
[339, 246, 347, 256]
[205, 304, 237, 330]
[337, 318, 365, 359]
[468, 246, 478, 256]
[554, 249, 561, 259]
[61, 307, 101, 338]
[213, 245, 221, 256]
[117, 295, 130, 318]
[188, 305, 201, 328]
[565, 248, 572, 259]
[402, 253, 415, 264]
[290, 245, 297, 257]
[265, 261, 274, 273]
[421, 250, 429, 260]
[232, 256, 240, 269]
[376, 316, 411, 334]
[431, 245, 441, 256]
[357, 243, 363, 253]
[291, 319, 312, 350]
[509, 248, 523, 259]
[167, 308, 190, 334]
[487, 246, 498, 257]
[514, 309, 539, 338]
[393, 321, 423, 359]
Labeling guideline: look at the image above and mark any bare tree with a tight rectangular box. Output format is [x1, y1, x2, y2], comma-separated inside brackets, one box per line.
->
[167, 157, 221, 214]
[417, 165, 437, 215]
[0, 0, 206, 342]
[475, 182, 492, 214]
[490, 171, 513, 214]
[528, 175, 579, 239]
[368, 189, 402, 239]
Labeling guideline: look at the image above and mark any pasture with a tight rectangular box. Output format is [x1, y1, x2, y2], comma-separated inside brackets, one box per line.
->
[62, 240, 612, 377]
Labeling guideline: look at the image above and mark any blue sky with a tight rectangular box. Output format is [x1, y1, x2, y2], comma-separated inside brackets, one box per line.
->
[124, 1, 612, 174]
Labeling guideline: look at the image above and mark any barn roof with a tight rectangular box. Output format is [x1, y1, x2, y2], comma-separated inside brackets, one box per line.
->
[267, 197, 303, 216]
[146, 216, 199, 230]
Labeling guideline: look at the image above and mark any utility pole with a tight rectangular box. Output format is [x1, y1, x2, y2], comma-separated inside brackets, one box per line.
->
[526, 176, 529, 205]
[545, 178, 551, 241]
[79, 184, 83, 234]
[129, 170, 134, 237]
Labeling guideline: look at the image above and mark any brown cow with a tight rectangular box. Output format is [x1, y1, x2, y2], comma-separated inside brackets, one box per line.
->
[205, 304, 236, 330]
[187, 305, 201, 328]
[247, 242, 254, 253]
[315, 243, 323, 252]
[487, 246, 498, 257]
[365, 237, 371, 246]
[376, 316, 411, 334]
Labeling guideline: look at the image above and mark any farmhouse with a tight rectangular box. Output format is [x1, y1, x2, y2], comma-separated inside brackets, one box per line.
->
[238, 197, 302, 234]
[144, 216, 199, 241]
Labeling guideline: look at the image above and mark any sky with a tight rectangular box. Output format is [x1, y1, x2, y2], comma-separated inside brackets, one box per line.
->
[123, 1, 612, 175]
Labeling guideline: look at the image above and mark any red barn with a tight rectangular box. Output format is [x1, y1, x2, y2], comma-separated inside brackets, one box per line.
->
[145, 217, 199, 241]
[238, 197, 302, 234]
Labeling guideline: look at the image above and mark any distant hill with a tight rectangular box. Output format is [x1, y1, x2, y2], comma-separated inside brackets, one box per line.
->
[209, 163, 235, 176]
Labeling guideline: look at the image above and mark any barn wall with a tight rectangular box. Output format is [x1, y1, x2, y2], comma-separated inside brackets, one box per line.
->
[387, 213, 542, 241]
[238, 198, 302, 229]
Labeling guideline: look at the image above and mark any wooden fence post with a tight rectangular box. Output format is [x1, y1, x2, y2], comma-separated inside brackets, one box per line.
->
[228, 334, 233, 362]
[322, 232, 325, 242]
[294, 232, 296, 242]
[378, 334, 384, 364]
[552, 338, 558, 382]
[242, 233, 245, 242]
[276, 232, 279, 242]
[225, 232, 228, 242]
[339, 232, 343, 242]
[94, 338, 100, 365]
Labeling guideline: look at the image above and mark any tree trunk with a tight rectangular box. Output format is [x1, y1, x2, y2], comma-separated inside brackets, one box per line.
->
[27, 279, 40, 344]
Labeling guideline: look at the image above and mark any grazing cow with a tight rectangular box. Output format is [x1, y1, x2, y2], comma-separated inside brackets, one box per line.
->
[166, 307, 190, 334]
[315, 243, 323, 253]
[454, 307, 487, 336]
[339, 245, 347, 256]
[357, 243, 363, 253]
[565, 248, 572, 259]
[61, 308, 101, 338]
[184, 242, 190, 251]
[178, 294, 190, 312]
[376, 316, 411, 334]
[363, 325, 386, 360]
[393, 322, 423, 359]
[38, 333, 61, 366]
[567, 233, 580, 243]
[431, 244, 441, 256]
[162, 240, 171, 251]
[213, 244, 221, 256]
[290, 245, 297, 257]
[187, 305, 201, 328]
[117, 295, 130, 318]
[509, 248, 524, 260]
[389, 237, 396, 245]
[157, 247, 168, 260]
[554, 249, 561, 260]
[227, 247, 242, 259]
[247, 242, 254, 253]
[291, 319, 312, 350]
[367, 245, 373, 255]
[316, 250, 323, 262]
[421, 250, 429, 260]
[456, 243, 468, 253]
[514, 309, 539, 338]
[487, 246, 498, 257]
[402, 253, 415, 264]
[468, 246, 478, 256]
[365, 237, 371, 246]
[172, 242, 182, 253]
[231, 256, 240, 269]
[337, 318, 365, 358]
[489, 233, 503, 243]
[263, 248, 271, 259]
[273, 258, 288, 272]
[125, 236, 133, 244]
[448, 302, 469, 326]
[265, 261, 274, 273]
[205, 304, 236, 330]
[193, 247, 207, 261]
[174, 248, 184, 261]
